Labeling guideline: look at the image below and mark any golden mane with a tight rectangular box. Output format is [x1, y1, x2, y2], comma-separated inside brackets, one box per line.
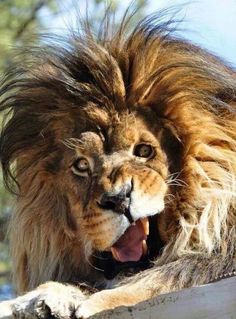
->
[0, 10, 236, 300]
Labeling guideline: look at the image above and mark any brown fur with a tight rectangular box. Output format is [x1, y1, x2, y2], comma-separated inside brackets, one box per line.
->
[1, 9, 236, 317]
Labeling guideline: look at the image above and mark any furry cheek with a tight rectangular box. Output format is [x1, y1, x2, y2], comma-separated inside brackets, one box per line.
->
[81, 207, 130, 251]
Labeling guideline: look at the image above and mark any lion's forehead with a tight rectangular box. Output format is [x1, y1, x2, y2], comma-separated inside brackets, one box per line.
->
[73, 111, 161, 154]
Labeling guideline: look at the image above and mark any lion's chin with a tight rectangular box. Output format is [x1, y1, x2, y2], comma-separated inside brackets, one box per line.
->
[110, 218, 149, 263]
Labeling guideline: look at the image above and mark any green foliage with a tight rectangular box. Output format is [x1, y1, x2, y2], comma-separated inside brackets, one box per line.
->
[0, 0, 58, 70]
[87, 0, 147, 32]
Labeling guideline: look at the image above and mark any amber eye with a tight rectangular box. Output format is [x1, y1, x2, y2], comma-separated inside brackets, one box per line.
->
[72, 157, 90, 175]
[133, 144, 154, 158]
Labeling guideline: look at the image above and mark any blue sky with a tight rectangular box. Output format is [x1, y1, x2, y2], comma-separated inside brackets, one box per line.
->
[42, 0, 236, 67]
[149, 0, 236, 66]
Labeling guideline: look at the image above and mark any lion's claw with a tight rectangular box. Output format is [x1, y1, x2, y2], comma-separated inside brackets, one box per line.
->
[12, 293, 73, 318]
[11, 282, 86, 319]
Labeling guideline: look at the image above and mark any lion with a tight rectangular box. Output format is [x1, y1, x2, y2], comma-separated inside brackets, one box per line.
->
[0, 9, 236, 319]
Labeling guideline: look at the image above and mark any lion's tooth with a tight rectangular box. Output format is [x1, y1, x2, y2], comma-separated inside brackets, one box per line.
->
[140, 217, 149, 235]
[111, 247, 119, 261]
[142, 240, 148, 255]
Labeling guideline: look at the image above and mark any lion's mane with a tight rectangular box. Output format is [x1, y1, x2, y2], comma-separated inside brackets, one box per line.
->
[0, 11, 236, 293]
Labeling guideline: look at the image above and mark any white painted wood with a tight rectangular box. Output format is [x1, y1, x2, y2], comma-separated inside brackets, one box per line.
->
[0, 300, 13, 319]
[0, 277, 236, 319]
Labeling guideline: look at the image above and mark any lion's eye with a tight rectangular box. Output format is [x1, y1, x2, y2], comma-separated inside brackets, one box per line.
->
[133, 144, 154, 158]
[72, 157, 90, 175]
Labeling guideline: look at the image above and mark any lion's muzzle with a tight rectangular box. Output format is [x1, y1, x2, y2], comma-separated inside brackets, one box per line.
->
[98, 183, 134, 223]
[83, 163, 167, 263]
[97, 183, 154, 262]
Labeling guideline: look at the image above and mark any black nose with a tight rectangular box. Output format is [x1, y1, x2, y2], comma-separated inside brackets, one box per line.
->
[98, 184, 133, 220]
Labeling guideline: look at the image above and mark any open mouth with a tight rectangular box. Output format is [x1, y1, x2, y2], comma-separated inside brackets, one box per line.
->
[93, 214, 163, 280]
[110, 218, 149, 262]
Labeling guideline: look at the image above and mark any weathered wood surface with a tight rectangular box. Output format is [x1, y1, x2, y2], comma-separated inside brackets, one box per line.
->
[1, 276, 236, 319]
[0, 300, 12, 319]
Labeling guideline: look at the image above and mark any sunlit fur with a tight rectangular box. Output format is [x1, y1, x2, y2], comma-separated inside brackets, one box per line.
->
[0, 9, 236, 308]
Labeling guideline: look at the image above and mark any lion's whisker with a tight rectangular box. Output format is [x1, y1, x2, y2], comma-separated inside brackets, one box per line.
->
[91, 253, 108, 261]
[85, 256, 104, 273]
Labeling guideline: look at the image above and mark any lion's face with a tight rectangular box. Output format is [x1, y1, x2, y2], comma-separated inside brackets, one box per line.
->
[63, 110, 169, 263]
[2, 10, 236, 292]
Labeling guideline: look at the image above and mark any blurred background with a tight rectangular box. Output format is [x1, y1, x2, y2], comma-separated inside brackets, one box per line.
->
[0, 0, 235, 301]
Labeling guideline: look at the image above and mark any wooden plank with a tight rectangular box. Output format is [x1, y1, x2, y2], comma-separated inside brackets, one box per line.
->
[92, 277, 236, 319]
[0, 300, 12, 319]
[0, 277, 236, 319]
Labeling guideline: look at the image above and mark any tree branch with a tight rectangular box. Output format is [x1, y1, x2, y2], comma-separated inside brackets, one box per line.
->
[0, 271, 10, 279]
[14, 0, 51, 40]
[0, 215, 8, 242]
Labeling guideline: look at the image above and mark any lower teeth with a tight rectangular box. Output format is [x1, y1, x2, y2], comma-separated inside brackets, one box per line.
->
[142, 240, 148, 255]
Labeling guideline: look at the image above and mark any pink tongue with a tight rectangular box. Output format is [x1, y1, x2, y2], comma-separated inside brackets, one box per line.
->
[111, 220, 147, 262]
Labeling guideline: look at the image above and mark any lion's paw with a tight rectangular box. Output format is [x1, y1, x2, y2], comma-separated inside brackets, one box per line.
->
[75, 298, 103, 319]
[74, 287, 139, 318]
[12, 292, 74, 318]
[12, 282, 86, 319]
[75, 290, 118, 319]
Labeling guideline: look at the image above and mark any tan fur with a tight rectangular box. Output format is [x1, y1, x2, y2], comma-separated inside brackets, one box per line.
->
[1, 10, 236, 317]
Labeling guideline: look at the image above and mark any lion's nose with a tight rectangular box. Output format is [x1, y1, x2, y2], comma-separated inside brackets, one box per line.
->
[99, 184, 131, 211]
[98, 184, 133, 222]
